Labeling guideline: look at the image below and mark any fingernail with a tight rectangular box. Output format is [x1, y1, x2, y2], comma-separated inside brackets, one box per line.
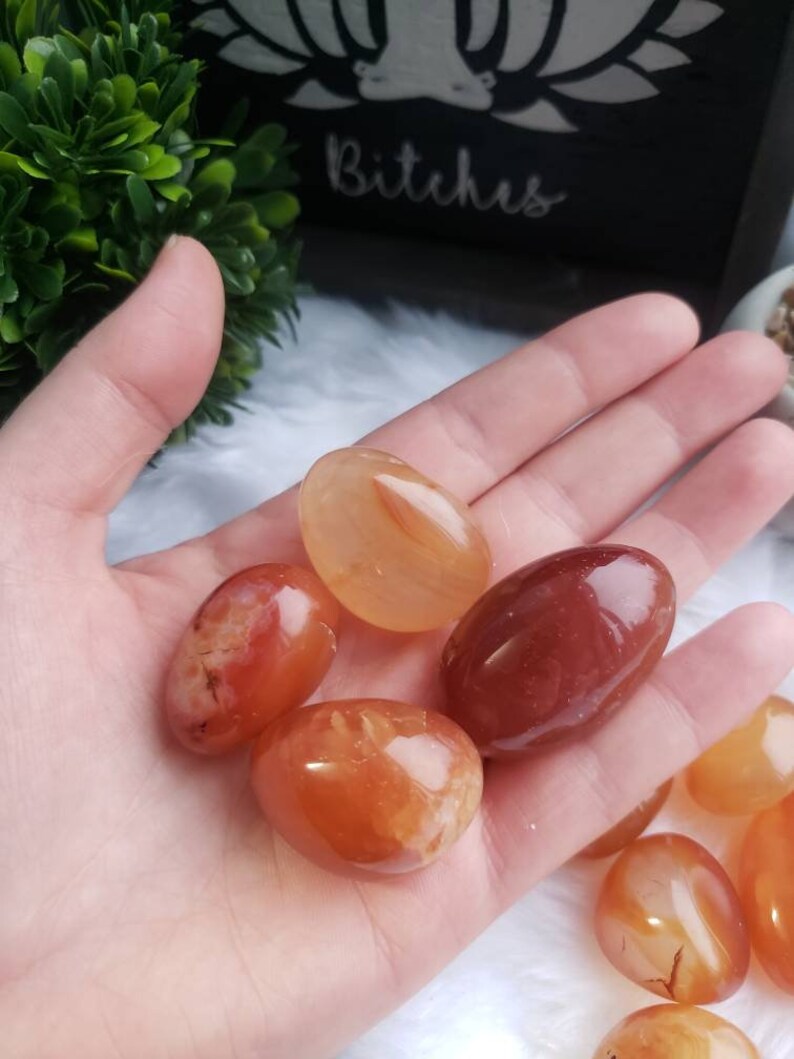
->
[165, 233, 180, 249]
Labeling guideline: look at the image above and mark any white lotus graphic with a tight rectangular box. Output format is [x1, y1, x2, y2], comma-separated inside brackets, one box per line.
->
[191, 0, 723, 132]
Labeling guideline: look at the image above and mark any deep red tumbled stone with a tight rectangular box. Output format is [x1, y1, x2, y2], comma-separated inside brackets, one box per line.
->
[441, 545, 676, 757]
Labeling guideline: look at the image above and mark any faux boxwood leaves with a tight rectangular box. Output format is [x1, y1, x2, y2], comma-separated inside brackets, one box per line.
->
[0, 0, 300, 441]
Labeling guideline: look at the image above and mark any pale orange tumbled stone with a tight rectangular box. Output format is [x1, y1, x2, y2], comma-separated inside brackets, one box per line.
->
[595, 833, 750, 1004]
[299, 447, 491, 632]
[592, 1005, 760, 1058]
[250, 699, 483, 875]
[687, 695, 794, 815]
[740, 791, 794, 994]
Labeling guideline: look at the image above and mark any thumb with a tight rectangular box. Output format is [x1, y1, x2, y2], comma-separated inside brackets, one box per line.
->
[0, 235, 225, 522]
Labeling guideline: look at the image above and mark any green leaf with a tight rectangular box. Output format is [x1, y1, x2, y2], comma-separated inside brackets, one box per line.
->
[0, 273, 19, 302]
[33, 326, 65, 372]
[126, 173, 156, 224]
[93, 113, 139, 142]
[14, 0, 38, 46]
[159, 62, 197, 116]
[39, 78, 66, 129]
[141, 143, 164, 166]
[124, 117, 160, 147]
[89, 87, 115, 121]
[53, 179, 80, 208]
[17, 158, 49, 179]
[41, 202, 81, 238]
[213, 246, 255, 270]
[0, 92, 34, 146]
[57, 28, 90, 58]
[252, 191, 300, 229]
[160, 100, 190, 140]
[0, 42, 22, 85]
[219, 264, 255, 297]
[245, 124, 287, 152]
[156, 181, 190, 203]
[193, 157, 236, 192]
[112, 149, 148, 172]
[100, 131, 129, 149]
[58, 225, 98, 252]
[23, 300, 57, 335]
[30, 123, 71, 148]
[23, 38, 51, 78]
[141, 152, 180, 180]
[112, 73, 137, 115]
[10, 71, 39, 110]
[71, 58, 88, 99]
[44, 51, 75, 115]
[52, 33, 83, 61]
[17, 262, 63, 301]
[229, 146, 274, 189]
[0, 150, 24, 172]
[0, 310, 23, 343]
[138, 80, 159, 113]
[95, 262, 135, 282]
[214, 202, 258, 230]
[189, 182, 229, 212]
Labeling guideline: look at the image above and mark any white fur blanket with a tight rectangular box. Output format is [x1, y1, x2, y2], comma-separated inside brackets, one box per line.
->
[109, 295, 794, 1059]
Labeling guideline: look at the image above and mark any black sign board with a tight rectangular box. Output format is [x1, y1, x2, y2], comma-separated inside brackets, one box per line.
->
[185, 1, 794, 322]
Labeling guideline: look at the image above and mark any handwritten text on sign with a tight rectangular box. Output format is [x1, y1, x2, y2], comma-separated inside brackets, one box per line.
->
[326, 135, 568, 219]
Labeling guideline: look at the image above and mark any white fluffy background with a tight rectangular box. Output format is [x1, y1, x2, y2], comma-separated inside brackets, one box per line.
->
[109, 295, 794, 1059]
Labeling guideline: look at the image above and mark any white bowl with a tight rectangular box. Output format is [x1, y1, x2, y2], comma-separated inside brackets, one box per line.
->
[721, 264, 794, 535]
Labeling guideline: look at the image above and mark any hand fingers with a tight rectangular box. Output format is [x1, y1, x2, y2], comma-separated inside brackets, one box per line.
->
[0, 237, 224, 524]
[365, 294, 699, 501]
[613, 418, 794, 599]
[178, 295, 699, 580]
[475, 331, 788, 569]
[481, 602, 794, 909]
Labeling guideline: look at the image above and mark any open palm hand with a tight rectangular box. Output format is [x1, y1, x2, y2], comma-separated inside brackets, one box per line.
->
[3, 239, 793, 1059]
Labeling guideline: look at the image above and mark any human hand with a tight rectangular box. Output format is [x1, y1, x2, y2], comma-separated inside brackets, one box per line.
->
[2, 237, 793, 1059]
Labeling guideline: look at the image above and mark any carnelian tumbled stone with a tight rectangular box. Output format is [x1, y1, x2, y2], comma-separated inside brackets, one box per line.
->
[740, 791, 794, 994]
[595, 833, 750, 1004]
[687, 695, 794, 815]
[165, 564, 339, 755]
[592, 1005, 760, 1058]
[250, 699, 483, 875]
[581, 780, 672, 859]
[442, 545, 675, 756]
[299, 447, 491, 632]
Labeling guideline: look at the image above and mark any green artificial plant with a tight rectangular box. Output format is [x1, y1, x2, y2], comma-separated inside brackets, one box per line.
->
[0, 0, 300, 441]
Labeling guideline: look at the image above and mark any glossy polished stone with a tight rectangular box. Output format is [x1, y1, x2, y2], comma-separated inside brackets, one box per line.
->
[165, 564, 339, 754]
[442, 545, 675, 756]
[595, 833, 750, 1004]
[740, 791, 794, 994]
[299, 447, 491, 632]
[581, 780, 672, 859]
[687, 695, 794, 816]
[250, 699, 483, 875]
[592, 1005, 760, 1058]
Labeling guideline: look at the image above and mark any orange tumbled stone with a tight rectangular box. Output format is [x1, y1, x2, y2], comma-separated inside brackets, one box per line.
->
[442, 545, 675, 756]
[299, 447, 491, 632]
[581, 780, 672, 859]
[687, 695, 794, 815]
[595, 833, 749, 1004]
[740, 791, 794, 994]
[165, 564, 339, 755]
[592, 1004, 759, 1058]
[250, 699, 483, 875]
